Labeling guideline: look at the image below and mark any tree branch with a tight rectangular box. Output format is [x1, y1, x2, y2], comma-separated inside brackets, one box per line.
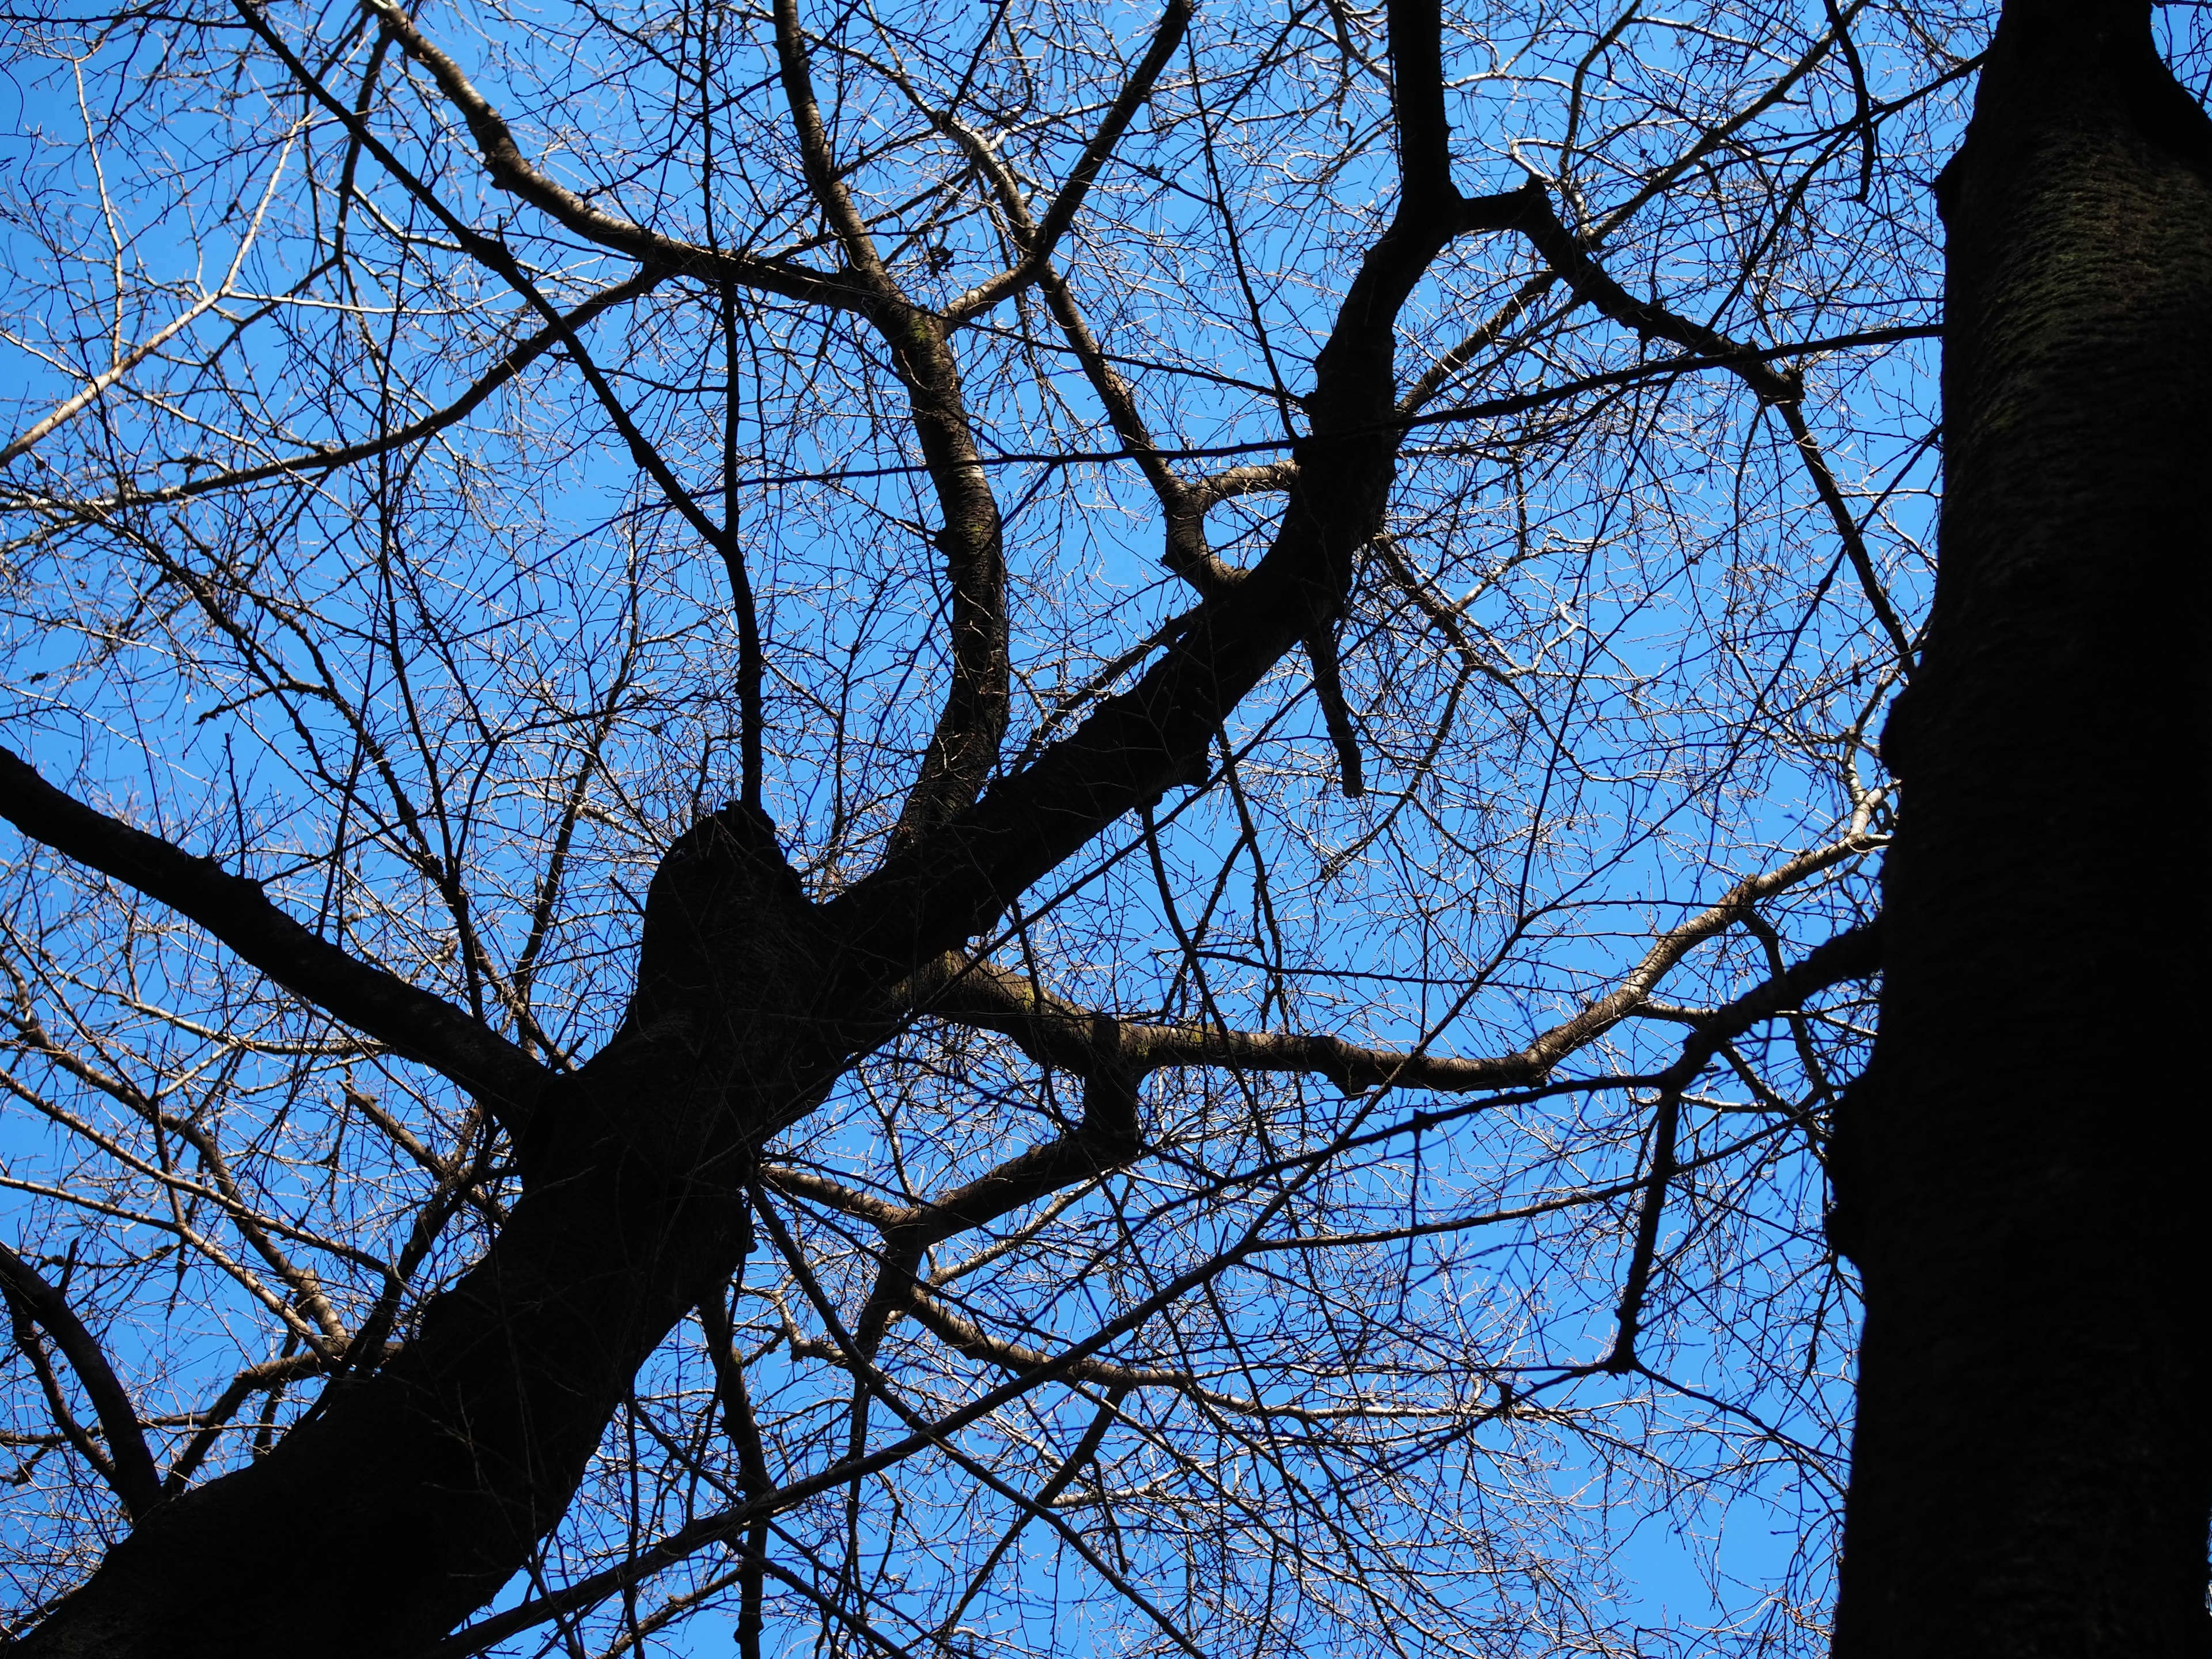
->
[945, 0, 1194, 321]
[768, 0, 892, 285]
[163, 1344, 399, 1494]
[1603, 916, 1882, 1372]
[931, 1385, 1126, 1643]
[58, 267, 665, 511]
[0, 1241, 161, 1518]
[349, 0, 862, 309]
[763, 1007, 1139, 1257]
[1387, 0, 1456, 206]
[911, 955, 1538, 1092]
[1504, 184, 1918, 662]
[424, 1166, 1318, 1658]
[697, 1292, 771, 1659]
[752, 1183, 1205, 1657]
[832, 33, 1532, 976]
[0, 748, 547, 1134]
[1510, 828, 1885, 1076]
[752, 0, 1013, 853]
[886, 1283, 1457, 1424]
[925, 82, 1370, 796]
[226, 0, 784, 612]
[1301, 623, 1368, 797]
[904, 829, 1881, 1103]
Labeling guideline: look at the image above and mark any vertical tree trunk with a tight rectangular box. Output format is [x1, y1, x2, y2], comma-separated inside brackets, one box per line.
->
[1830, 0, 2212, 1652]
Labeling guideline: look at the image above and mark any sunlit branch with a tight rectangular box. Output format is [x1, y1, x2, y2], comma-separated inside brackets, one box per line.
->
[1503, 183, 1920, 663]
[1513, 830, 1885, 1077]
[0, 120, 307, 468]
[25, 267, 664, 513]
[350, 0, 865, 309]
[944, 0, 1194, 321]
[1603, 916, 1882, 1372]
[906, 826, 1882, 1103]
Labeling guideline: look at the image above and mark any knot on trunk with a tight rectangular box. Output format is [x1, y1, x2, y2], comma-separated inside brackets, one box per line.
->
[630, 800, 810, 1027]
[523, 804, 831, 1183]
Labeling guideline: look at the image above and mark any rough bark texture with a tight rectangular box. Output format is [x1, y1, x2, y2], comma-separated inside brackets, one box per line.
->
[1828, 0, 2212, 1652]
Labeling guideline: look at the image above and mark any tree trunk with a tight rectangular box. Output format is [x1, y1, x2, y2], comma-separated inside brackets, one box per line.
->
[1829, 0, 2212, 1652]
[16, 808, 843, 1658]
[8, 147, 1426, 1642]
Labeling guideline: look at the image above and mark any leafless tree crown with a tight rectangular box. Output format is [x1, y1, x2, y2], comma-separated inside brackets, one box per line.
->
[0, 0, 2030, 1646]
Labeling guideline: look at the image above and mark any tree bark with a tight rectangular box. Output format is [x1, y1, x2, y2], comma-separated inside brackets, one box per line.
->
[7, 45, 1467, 1628]
[1828, 0, 2212, 1652]
[13, 808, 842, 1658]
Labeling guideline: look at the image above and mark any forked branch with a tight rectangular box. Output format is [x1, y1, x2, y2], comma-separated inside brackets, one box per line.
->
[907, 826, 1884, 1104]
[1604, 916, 1883, 1372]
[351, 0, 862, 308]
[946, 0, 1194, 321]
[1505, 184, 1919, 662]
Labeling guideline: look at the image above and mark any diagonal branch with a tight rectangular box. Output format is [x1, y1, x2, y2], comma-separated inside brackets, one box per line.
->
[902, 828, 1881, 1110]
[53, 266, 664, 510]
[931, 1386, 1127, 1642]
[425, 1163, 1321, 1658]
[350, 0, 861, 309]
[831, 26, 1534, 974]
[944, 111, 1234, 585]
[932, 82, 1366, 795]
[163, 1343, 400, 1494]
[1603, 916, 1882, 1372]
[945, 0, 1194, 321]
[768, 0, 892, 285]
[752, 1184, 1205, 1657]
[759, 0, 1014, 851]
[763, 1001, 1140, 1254]
[0, 748, 547, 1134]
[228, 1, 772, 600]
[1511, 828, 1885, 1077]
[1300, 624, 1369, 797]
[883, 1285, 1459, 1424]
[1505, 184, 1918, 662]
[1, 120, 305, 467]
[0, 1241, 162, 1518]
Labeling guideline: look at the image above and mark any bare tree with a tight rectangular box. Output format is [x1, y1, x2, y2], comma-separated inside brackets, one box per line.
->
[0, 0, 2157, 1647]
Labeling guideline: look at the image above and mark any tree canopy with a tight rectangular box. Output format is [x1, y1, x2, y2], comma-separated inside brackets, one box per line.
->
[0, 0, 2203, 1650]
